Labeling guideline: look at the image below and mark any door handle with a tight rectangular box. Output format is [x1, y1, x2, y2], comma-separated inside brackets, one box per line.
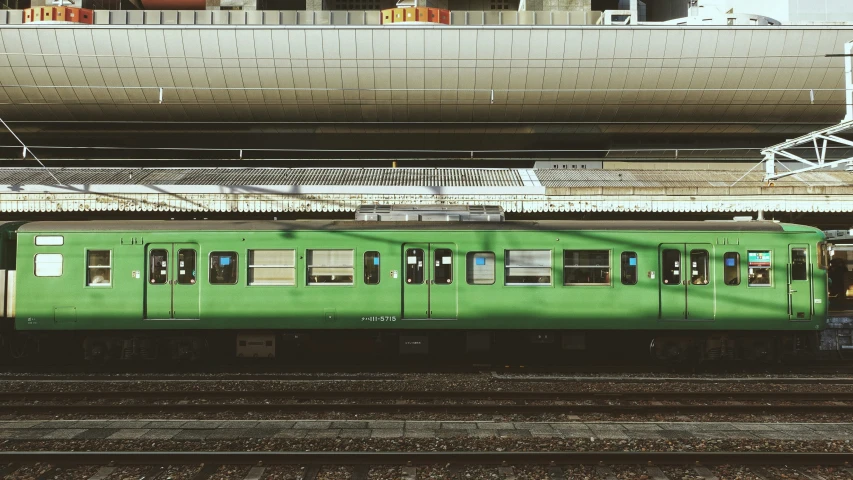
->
[789, 289, 798, 293]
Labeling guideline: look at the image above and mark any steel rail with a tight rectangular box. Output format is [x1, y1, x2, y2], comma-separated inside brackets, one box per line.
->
[1, 402, 851, 415]
[0, 451, 852, 466]
[0, 390, 852, 401]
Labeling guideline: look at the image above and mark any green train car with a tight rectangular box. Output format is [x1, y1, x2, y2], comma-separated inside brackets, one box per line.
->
[0, 215, 832, 363]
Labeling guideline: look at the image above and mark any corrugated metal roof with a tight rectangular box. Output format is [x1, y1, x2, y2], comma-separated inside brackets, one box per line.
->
[0, 168, 526, 187]
[535, 169, 853, 187]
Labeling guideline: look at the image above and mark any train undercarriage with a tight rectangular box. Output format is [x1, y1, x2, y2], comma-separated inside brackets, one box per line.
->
[0, 328, 835, 367]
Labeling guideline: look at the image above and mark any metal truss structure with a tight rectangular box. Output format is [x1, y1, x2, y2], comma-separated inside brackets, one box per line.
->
[762, 40, 853, 182]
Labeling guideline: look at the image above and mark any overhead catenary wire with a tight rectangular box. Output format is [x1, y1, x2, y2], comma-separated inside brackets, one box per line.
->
[0, 117, 61, 185]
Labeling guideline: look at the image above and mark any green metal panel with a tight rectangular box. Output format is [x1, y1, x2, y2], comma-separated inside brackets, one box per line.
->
[659, 244, 686, 320]
[686, 243, 715, 321]
[788, 244, 811, 321]
[429, 244, 457, 320]
[173, 244, 200, 319]
[11, 222, 828, 333]
[659, 243, 715, 321]
[402, 244, 429, 319]
[146, 243, 200, 320]
[145, 244, 172, 320]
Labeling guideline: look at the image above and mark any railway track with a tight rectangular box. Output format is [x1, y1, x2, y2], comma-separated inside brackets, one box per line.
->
[2, 451, 853, 479]
[3, 390, 853, 415]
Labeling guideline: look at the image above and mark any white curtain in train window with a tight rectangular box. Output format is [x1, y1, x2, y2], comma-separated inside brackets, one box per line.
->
[34, 253, 63, 277]
[307, 249, 354, 284]
[505, 250, 551, 285]
[249, 249, 296, 286]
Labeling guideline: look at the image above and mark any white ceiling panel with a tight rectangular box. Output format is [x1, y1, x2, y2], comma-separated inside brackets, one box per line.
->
[0, 25, 848, 125]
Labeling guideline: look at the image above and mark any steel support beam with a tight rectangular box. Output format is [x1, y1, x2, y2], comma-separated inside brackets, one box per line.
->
[763, 40, 853, 181]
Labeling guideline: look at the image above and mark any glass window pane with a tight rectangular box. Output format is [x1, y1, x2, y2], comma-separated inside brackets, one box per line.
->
[406, 248, 424, 284]
[662, 249, 681, 286]
[621, 252, 637, 285]
[690, 250, 709, 285]
[87, 250, 111, 286]
[177, 249, 197, 285]
[149, 249, 168, 285]
[506, 250, 551, 285]
[250, 267, 295, 285]
[791, 248, 807, 281]
[249, 250, 295, 286]
[564, 250, 610, 285]
[364, 251, 380, 285]
[723, 252, 740, 285]
[307, 249, 353, 285]
[434, 248, 452, 285]
[466, 252, 495, 285]
[209, 251, 238, 284]
[747, 250, 772, 286]
[34, 253, 62, 277]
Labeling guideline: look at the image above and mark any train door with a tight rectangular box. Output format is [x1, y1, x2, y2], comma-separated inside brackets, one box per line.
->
[659, 243, 715, 321]
[788, 244, 812, 321]
[145, 243, 200, 320]
[401, 243, 457, 320]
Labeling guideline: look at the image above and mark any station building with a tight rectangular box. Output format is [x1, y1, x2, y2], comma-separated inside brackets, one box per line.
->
[0, 0, 850, 226]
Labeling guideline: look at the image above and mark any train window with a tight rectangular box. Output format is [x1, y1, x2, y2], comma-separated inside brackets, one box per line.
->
[209, 251, 238, 285]
[747, 250, 771, 287]
[35, 236, 63, 246]
[248, 249, 295, 286]
[662, 249, 681, 286]
[307, 249, 353, 285]
[406, 248, 424, 284]
[434, 248, 453, 285]
[177, 249, 197, 285]
[466, 252, 495, 285]
[564, 250, 610, 285]
[149, 249, 168, 285]
[690, 250, 709, 285]
[34, 253, 62, 277]
[364, 251, 380, 285]
[723, 252, 740, 285]
[621, 252, 637, 285]
[86, 250, 112, 286]
[505, 250, 551, 285]
[791, 248, 808, 281]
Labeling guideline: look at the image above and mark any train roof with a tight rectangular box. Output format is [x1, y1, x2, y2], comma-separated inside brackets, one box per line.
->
[17, 220, 821, 235]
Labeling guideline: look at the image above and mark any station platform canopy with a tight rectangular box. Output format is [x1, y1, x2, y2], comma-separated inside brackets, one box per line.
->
[0, 21, 852, 161]
[0, 167, 850, 214]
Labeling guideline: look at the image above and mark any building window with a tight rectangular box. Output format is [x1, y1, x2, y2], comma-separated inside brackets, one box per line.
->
[87, 250, 112, 286]
[505, 250, 551, 285]
[690, 250, 709, 285]
[621, 252, 637, 285]
[434, 248, 453, 285]
[364, 251, 380, 285]
[307, 249, 353, 285]
[209, 251, 238, 285]
[149, 249, 168, 285]
[724, 252, 740, 285]
[747, 250, 771, 286]
[564, 250, 610, 285]
[34, 253, 62, 277]
[466, 252, 495, 285]
[248, 249, 295, 286]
